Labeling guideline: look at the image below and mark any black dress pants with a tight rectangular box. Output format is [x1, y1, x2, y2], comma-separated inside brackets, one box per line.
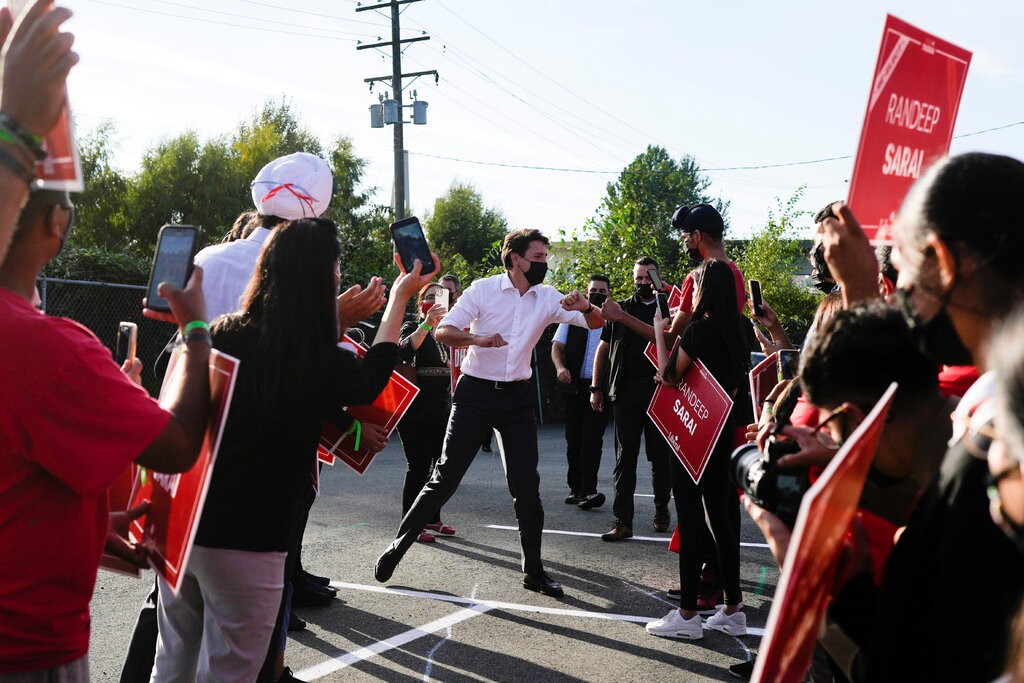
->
[386, 376, 546, 575]
[610, 379, 672, 528]
[562, 382, 608, 496]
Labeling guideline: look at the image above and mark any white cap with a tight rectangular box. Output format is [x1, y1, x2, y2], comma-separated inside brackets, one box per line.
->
[251, 152, 333, 220]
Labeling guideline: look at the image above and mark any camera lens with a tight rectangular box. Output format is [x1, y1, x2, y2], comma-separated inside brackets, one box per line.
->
[730, 443, 763, 491]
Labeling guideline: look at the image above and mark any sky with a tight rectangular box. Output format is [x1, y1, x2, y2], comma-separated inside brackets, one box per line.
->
[59, 0, 1024, 239]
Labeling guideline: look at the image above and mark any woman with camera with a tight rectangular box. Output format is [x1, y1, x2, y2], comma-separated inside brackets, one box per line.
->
[396, 283, 455, 543]
[645, 259, 749, 641]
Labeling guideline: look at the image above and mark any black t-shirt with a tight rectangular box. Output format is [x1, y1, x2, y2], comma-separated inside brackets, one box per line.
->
[865, 443, 1024, 681]
[397, 319, 451, 424]
[679, 316, 744, 396]
[195, 325, 397, 552]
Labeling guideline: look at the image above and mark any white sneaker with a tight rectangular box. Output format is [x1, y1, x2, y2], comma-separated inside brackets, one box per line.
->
[705, 606, 747, 636]
[645, 609, 703, 640]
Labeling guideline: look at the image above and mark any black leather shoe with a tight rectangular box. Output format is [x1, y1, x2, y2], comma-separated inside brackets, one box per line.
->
[300, 568, 331, 586]
[287, 615, 307, 632]
[564, 492, 581, 504]
[577, 492, 605, 510]
[291, 581, 336, 608]
[375, 546, 400, 583]
[523, 571, 564, 598]
[277, 666, 306, 682]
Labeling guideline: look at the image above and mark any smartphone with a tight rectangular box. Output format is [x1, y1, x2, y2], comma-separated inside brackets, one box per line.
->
[145, 225, 199, 312]
[114, 322, 138, 365]
[749, 279, 764, 317]
[390, 216, 436, 276]
[435, 286, 450, 311]
[646, 267, 670, 318]
[778, 349, 800, 381]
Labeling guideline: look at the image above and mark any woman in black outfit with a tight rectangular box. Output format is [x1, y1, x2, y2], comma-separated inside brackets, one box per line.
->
[646, 259, 748, 641]
[397, 283, 455, 543]
[150, 219, 436, 682]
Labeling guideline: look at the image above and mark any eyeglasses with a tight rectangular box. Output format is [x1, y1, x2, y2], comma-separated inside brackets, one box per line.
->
[951, 411, 1000, 459]
[814, 405, 849, 450]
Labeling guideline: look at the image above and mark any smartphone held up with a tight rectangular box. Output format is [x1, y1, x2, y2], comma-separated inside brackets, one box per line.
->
[646, 267, 671, 319]
[749, 279, 764, 317]
[114, 322, 138, 366]
[145, 225, 199, 313]
[390, 216, 436, 276]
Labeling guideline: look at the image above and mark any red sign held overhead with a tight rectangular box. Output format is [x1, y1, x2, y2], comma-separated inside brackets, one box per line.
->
[646, 360, 733, 484]
[749, 353, 779, 421]
[847, 15, 971, 244]
[128, 349, 240, 595]
[752, 384, 897, 683]
[316, 336, 420, 475]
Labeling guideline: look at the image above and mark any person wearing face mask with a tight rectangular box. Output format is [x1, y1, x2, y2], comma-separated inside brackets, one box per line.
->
[591, 257, 675, 541]
[807, 152, 1024, 682]
[551, 274, 612, 510]
[374, 228, 604, 598]
[667, 204, 746, 337]
[395, 283, 454, 544]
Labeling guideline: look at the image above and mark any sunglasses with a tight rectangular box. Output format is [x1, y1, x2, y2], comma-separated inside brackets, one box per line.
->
[814, 405, 850, 450]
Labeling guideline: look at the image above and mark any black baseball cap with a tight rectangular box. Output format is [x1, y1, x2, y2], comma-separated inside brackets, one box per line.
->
[671, 204, 724, 239]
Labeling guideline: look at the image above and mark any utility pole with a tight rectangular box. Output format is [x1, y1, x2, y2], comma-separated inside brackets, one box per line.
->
[357, 0, 437, 220]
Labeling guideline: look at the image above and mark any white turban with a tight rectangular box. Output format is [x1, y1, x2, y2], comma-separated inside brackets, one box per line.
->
[251, 152, 333, 220]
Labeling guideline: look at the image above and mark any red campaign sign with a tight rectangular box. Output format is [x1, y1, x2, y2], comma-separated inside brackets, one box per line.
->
[37, 99, 84, 192]
[643, 323, 675, 371]
[749, 353, 779, 421]
[127, 349, 239, 595]
[666, 285, 683, 317]
[752, 383, 897, 683]
[99, 463, 142, 578]
[646, 360, 733, 484]
[316, 335, 420, 475]
[449, 345, 467, 395]
[847, 15, 971, 244]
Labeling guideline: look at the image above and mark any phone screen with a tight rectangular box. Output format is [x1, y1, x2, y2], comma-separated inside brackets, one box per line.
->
[646, 267, 665, 292]
[115, 322, 138, 365]
[749, 279, 764, 317]
[391, 217, 436, 275]
[778, 350, 800, 381]
[146, 226, 198, 312]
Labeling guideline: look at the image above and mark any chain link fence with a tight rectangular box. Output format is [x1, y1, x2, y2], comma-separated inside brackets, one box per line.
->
[37, 277, 176, 396]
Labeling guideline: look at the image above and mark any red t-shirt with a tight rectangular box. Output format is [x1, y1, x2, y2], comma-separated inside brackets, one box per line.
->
[678, 259, 747, 315]
[0, 288, 169, 673]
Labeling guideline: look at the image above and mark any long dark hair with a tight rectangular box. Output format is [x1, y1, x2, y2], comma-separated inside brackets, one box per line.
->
[215, 218, 341, 405]
[665, 259, 745, 384]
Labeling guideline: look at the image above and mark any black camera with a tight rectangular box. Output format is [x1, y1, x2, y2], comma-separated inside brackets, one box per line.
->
[731, 437, 810, 528]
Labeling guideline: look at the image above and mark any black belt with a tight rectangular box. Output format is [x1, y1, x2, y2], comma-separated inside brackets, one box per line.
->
[463, 374, 529, 390]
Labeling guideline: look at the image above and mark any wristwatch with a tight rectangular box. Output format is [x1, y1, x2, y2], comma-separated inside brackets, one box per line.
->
[588, 386, 602, 393]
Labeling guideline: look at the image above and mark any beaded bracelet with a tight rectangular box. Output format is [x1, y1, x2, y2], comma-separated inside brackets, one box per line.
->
[0, 113, 45, 160]
[0, 144, 35, 187]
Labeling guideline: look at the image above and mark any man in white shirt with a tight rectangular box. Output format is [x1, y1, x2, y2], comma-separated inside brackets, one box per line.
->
[374, 229, 604, 597]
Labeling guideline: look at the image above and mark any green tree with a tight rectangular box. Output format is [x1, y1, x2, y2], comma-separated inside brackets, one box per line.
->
[424, 180, 507, 268]
[231, 98, 324, 189]
[73, 120, 131, 251]
[552, 145, 727, 297]
[734, 188, 821, 342]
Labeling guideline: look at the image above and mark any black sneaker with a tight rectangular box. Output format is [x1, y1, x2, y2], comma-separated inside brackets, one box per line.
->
[728, 658, 755, 680]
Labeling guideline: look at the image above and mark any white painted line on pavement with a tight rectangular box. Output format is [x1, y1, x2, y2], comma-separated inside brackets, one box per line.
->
[329, 580, 766, 638]
[424, 583, 477, 682]
[484, 524, 771, 548]
[295, 602, 493, 680]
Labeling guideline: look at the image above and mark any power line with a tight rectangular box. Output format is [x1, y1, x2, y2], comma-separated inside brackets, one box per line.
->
[84, 0, 364, 41]
[232, 0, 395, 27]
[145, 0, 379, 38]
[409, 119, 1024, 175]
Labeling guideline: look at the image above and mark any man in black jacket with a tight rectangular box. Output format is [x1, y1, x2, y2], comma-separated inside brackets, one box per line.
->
[551, 274, 611, 509]
[592, 257, 673, 540]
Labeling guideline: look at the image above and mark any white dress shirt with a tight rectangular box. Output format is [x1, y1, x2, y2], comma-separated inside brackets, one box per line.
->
[439, 272, 588, 382]
[193, 227, 273, 321]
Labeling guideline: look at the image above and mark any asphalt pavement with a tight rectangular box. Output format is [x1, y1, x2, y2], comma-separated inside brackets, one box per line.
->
[89, 424, 780, 682]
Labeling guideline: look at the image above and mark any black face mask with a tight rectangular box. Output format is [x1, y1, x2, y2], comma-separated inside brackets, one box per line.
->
[687, 248, 703, 267]
[895, 286, 973, 366]
[521, 258, 547, 287]
[635, 283, 654, 300]
[588, 292, 607, 308]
